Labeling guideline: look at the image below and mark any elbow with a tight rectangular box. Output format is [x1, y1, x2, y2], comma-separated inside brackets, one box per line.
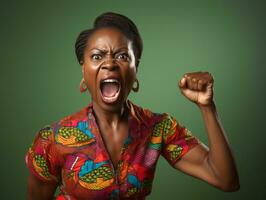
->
[218, 179, 240, 192]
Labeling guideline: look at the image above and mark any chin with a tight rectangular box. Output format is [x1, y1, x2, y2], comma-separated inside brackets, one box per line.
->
[93, 92, 127, 113]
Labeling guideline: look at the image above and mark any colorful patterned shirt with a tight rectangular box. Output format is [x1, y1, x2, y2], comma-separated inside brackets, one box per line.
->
[25, 100, 200, 200]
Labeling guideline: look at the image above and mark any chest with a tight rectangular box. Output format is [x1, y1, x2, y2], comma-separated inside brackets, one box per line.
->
[58, 116, 163, 199]
[99, 125, 129, 170]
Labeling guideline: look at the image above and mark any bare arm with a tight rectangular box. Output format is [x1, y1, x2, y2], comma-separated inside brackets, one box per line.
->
[174, 72, 240, 191]
[27, 173, 58, 200]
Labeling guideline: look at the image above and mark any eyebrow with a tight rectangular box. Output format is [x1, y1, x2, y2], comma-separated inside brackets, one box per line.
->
[89, 47, 129, 54]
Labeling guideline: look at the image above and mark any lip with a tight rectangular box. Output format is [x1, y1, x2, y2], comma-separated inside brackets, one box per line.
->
[98, 74, 122, 104]
[100, 74, 121, 84]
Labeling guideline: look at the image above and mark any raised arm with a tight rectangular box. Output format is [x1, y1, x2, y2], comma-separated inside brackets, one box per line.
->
[174, 72, 240, 192]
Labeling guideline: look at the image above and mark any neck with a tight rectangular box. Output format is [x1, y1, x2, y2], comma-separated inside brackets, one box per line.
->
[92, 101, 128, 129]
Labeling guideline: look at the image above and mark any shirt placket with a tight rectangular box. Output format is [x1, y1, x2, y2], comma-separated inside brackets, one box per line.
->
[87, 107, 131, 199]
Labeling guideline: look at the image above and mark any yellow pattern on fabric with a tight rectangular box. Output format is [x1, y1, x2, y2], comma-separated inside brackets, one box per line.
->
[79, 166, 115, 190]
[79, 178, 114, 190]
[56, 127, 95, 147]
[40, 127, 53, 140]
[166, 144, 183, 161]
[29, 149, 54, 181]
[154, 114, 176, 139]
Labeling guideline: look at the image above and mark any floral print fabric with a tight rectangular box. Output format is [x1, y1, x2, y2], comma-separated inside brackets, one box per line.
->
[25, 100, 200, 200]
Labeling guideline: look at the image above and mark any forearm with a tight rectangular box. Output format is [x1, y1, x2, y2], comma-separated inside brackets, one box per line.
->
[198, 101, 239, 191]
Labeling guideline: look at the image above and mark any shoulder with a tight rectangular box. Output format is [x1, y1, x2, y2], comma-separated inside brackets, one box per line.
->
[56, 105, 89, 127]
[36, 104, 94, 147]
[128, 100, 174, 127]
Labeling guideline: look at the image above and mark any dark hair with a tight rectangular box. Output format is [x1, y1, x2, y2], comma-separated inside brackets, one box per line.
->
[75, 12, 143, 67]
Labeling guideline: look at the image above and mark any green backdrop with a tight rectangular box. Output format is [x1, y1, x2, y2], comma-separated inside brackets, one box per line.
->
[1, 0, 265, 199]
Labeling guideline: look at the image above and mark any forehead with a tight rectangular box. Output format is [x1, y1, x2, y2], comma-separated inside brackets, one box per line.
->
[86, 27, 130, 50]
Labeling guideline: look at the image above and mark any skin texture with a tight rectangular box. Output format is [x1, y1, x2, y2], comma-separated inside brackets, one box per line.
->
[81, 28, 136, 169]
[176, 72, 240, 191]
[27, 28, 239, 199]
[27, 173, 58, 200]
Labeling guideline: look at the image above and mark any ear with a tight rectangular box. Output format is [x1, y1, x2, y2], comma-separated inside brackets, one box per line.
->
[135, 59, 140, 73]
[81, 64, 85, 77]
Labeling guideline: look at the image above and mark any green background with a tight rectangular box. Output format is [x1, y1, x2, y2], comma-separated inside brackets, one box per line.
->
[1, 0, 265, 199]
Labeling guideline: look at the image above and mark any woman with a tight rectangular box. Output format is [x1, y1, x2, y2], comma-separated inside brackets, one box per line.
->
[25, 12, 239, 200]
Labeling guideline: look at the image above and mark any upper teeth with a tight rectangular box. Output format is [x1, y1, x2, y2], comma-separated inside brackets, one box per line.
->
[102, 79, 119, 83]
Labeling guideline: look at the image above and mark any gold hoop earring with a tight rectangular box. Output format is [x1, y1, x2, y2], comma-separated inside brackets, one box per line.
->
[132, 79, 139, 92]
[79, 78, 87, 93]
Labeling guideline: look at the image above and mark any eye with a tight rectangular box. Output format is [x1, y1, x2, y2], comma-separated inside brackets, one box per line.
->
[91, 54, 102, 60]
[116, 53, 130, 61]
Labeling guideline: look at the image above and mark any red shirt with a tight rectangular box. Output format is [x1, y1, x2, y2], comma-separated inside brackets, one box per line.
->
[25, 100, 200, 200]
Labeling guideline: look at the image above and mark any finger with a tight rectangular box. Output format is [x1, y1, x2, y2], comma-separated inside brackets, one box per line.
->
[208, 75, 214, 84]
[184, 71, 214, 91]
[186, 76, 194, 90]
[202, 72, 214, 83]
[178, 77, 187, 88]
[186, 76, 198, 90]
[192, 77, 200, 90]
[200, 79, 214, 91]
[197, 79, 204, 91]
[185, 76, 194, 90]
[187, 73, 202, 90]
[206, 82, 214, 90]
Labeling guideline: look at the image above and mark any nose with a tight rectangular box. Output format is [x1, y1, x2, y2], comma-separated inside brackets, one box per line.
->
[100, 55, 119, 71]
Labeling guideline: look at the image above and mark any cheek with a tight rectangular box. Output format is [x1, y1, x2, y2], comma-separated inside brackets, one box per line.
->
[83, 64, 98, 93]
[125, 65, 137, 88]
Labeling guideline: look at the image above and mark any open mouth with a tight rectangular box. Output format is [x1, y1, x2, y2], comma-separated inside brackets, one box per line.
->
[100, 79, 121, 103]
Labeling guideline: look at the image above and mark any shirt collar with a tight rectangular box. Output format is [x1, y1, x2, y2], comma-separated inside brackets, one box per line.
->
[125, 100, 149, 128]
[87, 100, 145, 122]
[86, 100, 149, 134]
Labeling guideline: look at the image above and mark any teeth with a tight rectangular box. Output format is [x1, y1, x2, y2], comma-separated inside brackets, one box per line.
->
[100, 78, 121, 103]
[102, 79, 119, 83]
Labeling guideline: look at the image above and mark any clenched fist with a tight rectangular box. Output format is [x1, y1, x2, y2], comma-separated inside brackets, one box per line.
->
[179, 72, 214, 106]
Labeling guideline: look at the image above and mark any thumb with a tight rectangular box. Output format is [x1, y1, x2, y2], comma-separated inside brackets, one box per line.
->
[206, 82, 214, 92]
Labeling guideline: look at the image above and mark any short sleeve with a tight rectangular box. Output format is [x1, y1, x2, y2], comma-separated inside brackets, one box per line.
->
[160, 114, 200, 167]
[25, 125, 60, 183]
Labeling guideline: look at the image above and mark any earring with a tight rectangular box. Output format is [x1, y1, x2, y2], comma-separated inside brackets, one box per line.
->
[132, 79, 139, 92]
[79, 78, 87, 93]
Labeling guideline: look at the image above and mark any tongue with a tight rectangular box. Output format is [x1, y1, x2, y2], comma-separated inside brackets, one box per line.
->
[101, 83, 119, 97]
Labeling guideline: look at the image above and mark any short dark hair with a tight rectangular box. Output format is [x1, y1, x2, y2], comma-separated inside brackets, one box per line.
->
[75, 12, 143, 67]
